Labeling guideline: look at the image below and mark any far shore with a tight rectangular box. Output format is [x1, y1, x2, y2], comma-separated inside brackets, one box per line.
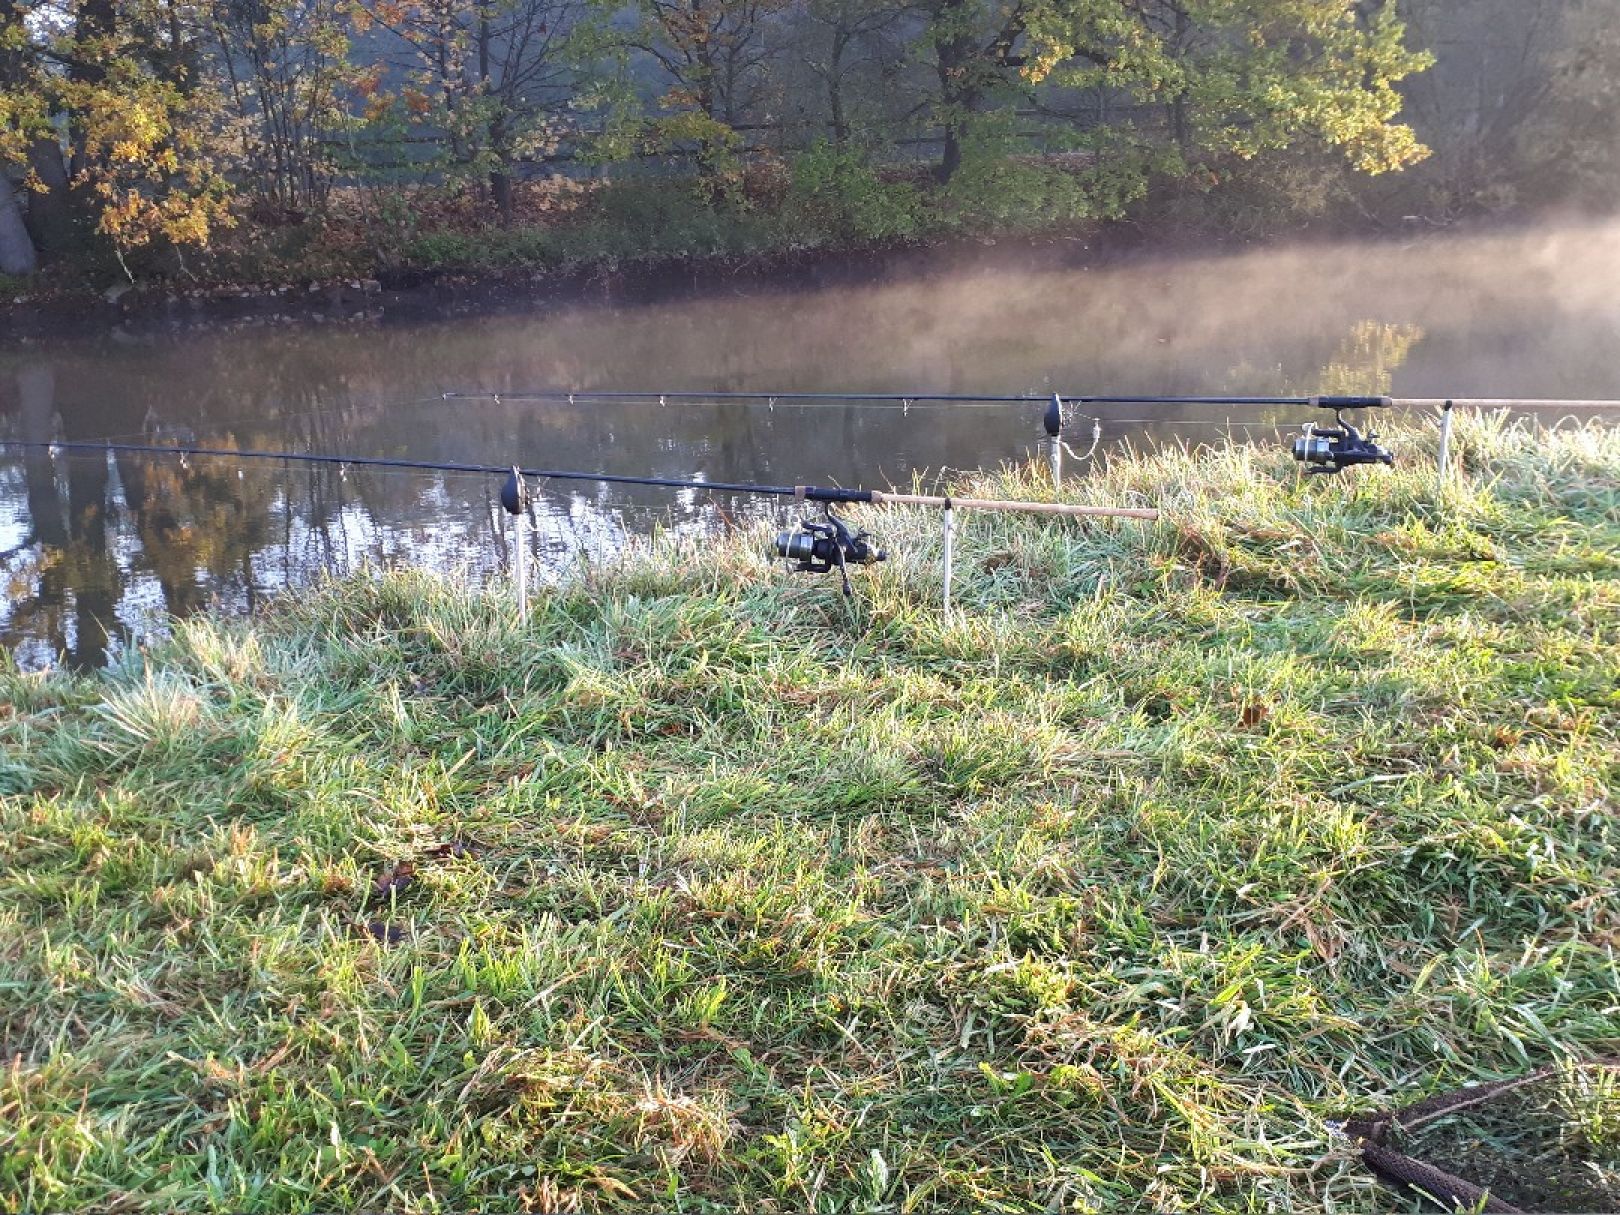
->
[0, 213, 1526, 347]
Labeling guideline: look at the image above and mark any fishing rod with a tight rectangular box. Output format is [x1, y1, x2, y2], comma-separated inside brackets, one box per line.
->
[0, 437, 1153, 515]
[446, 389, 1620, 411]
[73, 391, 1608, 498]
[83, 392, 1620, 456]
[447, 390, 1409, 475]
[449, 390, 1401, 477]
[443, 388, 1389, 411]
[0, 436, 1158, 604]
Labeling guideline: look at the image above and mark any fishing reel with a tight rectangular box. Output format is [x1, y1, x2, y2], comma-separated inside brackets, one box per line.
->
[1293, 396, 1395, 475]
[774, 507, 886, 596]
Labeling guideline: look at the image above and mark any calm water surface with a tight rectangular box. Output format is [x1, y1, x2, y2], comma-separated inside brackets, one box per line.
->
[5, 222, 1620, 668]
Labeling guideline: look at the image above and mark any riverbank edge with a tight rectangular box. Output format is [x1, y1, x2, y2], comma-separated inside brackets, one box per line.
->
[0, 216, 1412, 344]
[2, 415, 1617, 1211]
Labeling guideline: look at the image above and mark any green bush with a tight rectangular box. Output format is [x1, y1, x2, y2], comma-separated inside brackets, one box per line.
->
[934, 118, 1162, 233]
[786, 141, 925, 243]
[394, 178, 785, 273]
[402, 226, 558, 270]
[547, 177, 783, 263]
[1140, 148, 1359, 239]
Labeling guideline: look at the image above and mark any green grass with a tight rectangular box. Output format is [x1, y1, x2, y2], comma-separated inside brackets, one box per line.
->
[2, 413, 1618, 1213]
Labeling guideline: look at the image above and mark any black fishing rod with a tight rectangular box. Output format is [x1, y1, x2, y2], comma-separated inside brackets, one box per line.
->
[447, 390, 1620, 411]
[73, 390, 1364, 453]
[445, 390, 1399, 469]
[443, 389, 1387, 409]
[0, 437, 1159, 517]
[1, 436, 1159, 603]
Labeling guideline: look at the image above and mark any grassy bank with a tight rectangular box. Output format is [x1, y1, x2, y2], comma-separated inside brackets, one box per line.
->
[2, 414, 1618, 1213]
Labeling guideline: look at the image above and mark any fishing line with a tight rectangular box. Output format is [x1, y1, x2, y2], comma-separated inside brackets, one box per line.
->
[34, 394, 455, 448]
[2, 439, 807, 498]
[1089, 417, 1298, 427]
[448, 389, 1115, 433]
[1055, 416, 1104, 463]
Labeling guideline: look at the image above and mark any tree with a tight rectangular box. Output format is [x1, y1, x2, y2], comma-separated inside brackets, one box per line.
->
[209, 0, 353, 213]
[351, 0, 584, 218]
[799, 0, 907, 145]
[909, 0, 1430, 193]
[914, 0, 1028, 183]
[469, 0, 584, 215]
[626, 0, 784, 126]
[1522, 0, 1620, 207]
[584, 0, 791, 172]
[55, 47, 236, 267]
[1, 0, 235, 271]
[1392, 0, 1565, 212]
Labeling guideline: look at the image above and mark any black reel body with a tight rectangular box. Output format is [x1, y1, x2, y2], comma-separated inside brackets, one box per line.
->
[774, 509, 885, 595]
[1293, 397, 1395, 475]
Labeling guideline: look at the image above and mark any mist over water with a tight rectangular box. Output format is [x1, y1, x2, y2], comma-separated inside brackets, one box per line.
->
[4, 220, 1619, 668]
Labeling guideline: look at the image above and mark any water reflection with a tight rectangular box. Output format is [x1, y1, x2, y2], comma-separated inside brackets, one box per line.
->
[4, 222, 1620, 668]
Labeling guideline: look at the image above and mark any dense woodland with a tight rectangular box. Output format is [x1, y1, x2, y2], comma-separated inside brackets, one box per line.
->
[0, 0, 1616, 284]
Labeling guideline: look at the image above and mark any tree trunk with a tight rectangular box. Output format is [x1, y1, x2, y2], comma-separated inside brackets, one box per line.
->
[480, 4, 511, 220]
[827, 25, 849, 145]
[490, 168, 513, 221]
[23, 136, 79, 259]
[932, 3, 977, 184]
[0, 173, 38, 275]
[829, 20, 855, 145]
[1169, 6, 1192, 157]
[936, 52, 972, 185]
[939, 123, 964, 183]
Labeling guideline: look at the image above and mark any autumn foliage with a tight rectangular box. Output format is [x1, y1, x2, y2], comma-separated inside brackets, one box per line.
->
[0, 1, 1611, 282]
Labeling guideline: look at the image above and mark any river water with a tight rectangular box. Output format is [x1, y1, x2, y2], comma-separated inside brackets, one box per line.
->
[4, 221, 1619, 668]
